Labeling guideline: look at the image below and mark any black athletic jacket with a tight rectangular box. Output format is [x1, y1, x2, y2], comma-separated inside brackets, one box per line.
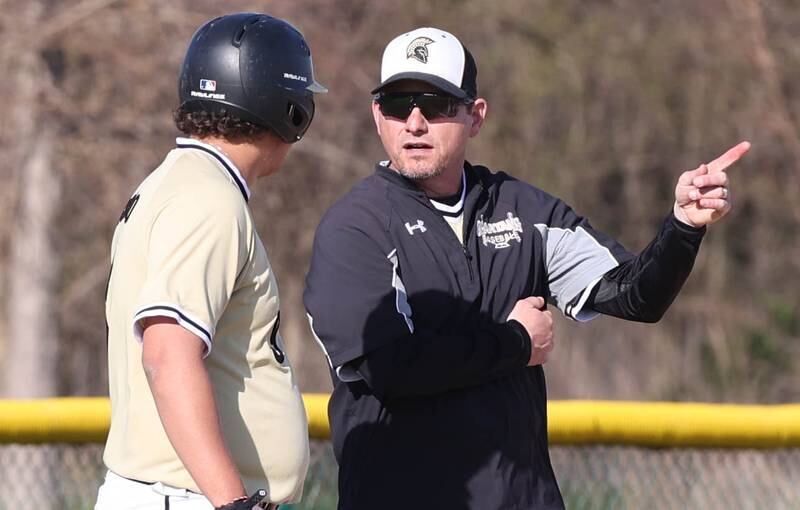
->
[304, 162, 704, 510]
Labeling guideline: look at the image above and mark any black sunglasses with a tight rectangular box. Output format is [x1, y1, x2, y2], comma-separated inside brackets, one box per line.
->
[376, 92, 473, 120]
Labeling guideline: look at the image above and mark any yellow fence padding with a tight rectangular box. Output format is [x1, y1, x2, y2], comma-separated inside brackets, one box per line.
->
[2, 395, 800, 448]
[0, 397, 110, 444]
[548, 400, 800, 448]
[302, 393, 331, 440]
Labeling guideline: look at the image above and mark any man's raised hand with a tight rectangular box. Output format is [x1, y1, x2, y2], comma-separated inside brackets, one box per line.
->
[673, 141, 751, 228]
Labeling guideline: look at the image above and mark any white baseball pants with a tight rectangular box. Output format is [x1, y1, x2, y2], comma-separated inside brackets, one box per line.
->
[94, 470, 214, 509]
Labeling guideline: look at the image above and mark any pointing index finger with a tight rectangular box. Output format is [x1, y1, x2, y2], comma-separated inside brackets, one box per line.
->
[707, 141, 751, 173]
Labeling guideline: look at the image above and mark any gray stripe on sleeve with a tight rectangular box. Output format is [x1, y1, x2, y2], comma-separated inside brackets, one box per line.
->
[387, 249, 414, 333]
[534, 224, 620, 316]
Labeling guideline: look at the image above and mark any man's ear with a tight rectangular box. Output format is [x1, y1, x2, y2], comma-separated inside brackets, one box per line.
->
[469, 98, 488, 138]
[371, 101, 383, 136]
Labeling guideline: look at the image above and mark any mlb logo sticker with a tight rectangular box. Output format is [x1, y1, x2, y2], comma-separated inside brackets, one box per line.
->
[199, 79, 217, 92]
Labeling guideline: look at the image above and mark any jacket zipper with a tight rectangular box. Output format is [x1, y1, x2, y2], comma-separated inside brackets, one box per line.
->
[462, 188, 477, 283]
[463, 245, 474, 281]
[429, 209, 475, 283]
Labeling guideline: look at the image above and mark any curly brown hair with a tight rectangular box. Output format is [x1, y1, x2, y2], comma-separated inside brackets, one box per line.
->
[173, 106, 270, 142]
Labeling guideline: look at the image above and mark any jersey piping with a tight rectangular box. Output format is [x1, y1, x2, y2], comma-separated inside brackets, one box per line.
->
[133, 303, 213, 355]
[175, 137, 251, 202]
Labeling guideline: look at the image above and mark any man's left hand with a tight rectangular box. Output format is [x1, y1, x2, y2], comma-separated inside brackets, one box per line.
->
[673, 141, 751, 228]
[214, 489, 276, 510]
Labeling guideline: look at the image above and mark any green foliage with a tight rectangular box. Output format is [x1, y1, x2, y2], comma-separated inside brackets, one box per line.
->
[768, 298, 799, 336]
[747, 330, 790, 371]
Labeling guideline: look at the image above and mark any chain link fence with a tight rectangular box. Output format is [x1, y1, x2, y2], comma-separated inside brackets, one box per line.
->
[0, 441, 337, 510]
[0, 441, 798, 509]
[552, 447, 800, 509]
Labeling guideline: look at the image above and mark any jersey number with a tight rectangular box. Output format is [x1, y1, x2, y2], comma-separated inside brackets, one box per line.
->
[269, 312, 285, 363]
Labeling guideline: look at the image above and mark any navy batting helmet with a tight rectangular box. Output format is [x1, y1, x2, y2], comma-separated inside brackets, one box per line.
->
[178, 13, 327, 143]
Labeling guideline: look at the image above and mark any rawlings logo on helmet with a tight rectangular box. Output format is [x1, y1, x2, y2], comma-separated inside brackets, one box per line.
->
[406, 37, 434, 64]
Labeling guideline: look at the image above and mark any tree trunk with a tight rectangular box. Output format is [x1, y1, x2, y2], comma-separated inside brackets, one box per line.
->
[3, 131, 60, 397]
[0, 2, 60, 508]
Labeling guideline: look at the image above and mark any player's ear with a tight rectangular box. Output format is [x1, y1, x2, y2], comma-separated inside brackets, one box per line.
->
[468, 98, 487, 138]
[371, 101, 383, 136]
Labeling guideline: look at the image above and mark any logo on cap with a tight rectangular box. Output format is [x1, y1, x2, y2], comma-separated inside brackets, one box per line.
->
[199, 79, 217, 92]
[406, 37, 434, 64]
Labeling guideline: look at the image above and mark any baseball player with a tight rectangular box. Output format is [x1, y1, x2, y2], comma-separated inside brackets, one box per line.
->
[303, 27, 749, 509]
[95, 13, 326, 510]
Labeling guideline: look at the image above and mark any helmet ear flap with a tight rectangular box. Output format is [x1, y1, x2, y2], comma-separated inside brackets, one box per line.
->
[287, 103, 303, 127]
[286, 100, 314, 140]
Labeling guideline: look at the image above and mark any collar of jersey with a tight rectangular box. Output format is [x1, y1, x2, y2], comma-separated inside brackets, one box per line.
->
[429, 170, 466, 216]
[175, 137, 251, 202]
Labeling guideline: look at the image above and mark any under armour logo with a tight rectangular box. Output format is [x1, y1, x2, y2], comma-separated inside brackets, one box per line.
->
[405, 220, 427, 235]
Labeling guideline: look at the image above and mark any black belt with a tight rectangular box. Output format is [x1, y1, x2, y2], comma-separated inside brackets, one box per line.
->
[124, 476, 155, 486]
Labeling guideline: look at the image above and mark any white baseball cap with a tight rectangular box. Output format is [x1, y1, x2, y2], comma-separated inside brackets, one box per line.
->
[371, 27, 478, 99]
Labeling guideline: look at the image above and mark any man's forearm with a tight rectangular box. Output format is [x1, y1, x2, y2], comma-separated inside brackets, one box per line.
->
[587, 213, 705, 322]
[142, 321, 246, 507]
[352, 320, 531, 399]
[145, 355, 246, 506]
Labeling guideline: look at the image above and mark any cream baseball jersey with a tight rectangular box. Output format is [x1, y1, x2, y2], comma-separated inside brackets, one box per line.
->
[103, 137, 308, 502]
